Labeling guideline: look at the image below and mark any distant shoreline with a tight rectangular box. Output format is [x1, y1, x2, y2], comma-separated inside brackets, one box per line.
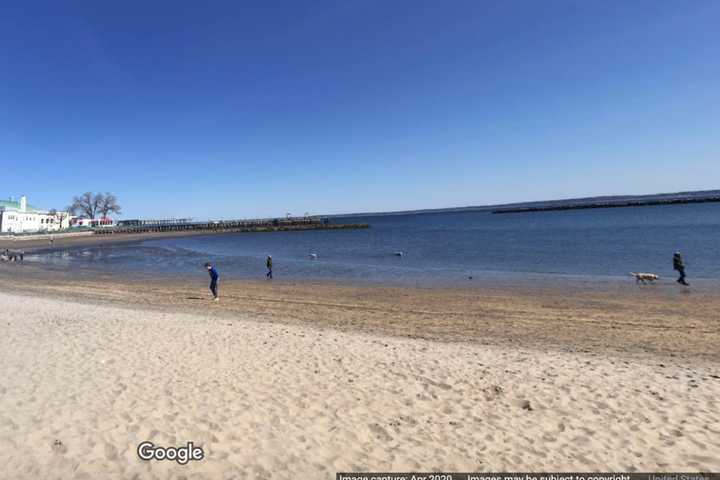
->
[328, 188, 720, 217]
[492, 195, 720, 214]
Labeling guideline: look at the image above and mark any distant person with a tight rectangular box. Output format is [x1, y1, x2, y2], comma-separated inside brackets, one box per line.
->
[204, 262, 220, 301]
[673, 251, 689, 286]
[19, 251, 24, 262]
[266, 255, 273, 279]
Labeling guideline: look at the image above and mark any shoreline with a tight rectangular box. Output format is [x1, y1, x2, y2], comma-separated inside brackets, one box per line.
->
[14, 248, 720, 294]
[1, 259, 719, 476]
[13, 239, 720, 291]
[2, 262, 718, 364]
[0, 223, 367, 252]
[0, 229, 232, 251]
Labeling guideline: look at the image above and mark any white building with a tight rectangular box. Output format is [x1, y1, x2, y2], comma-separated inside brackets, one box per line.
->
[0, 196, 70, 233]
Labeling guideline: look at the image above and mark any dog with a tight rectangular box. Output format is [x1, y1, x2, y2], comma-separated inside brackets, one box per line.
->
[630, 272, 659, 284]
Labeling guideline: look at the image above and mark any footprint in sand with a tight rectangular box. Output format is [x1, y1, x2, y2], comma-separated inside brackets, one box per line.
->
[368, 423, 393, 442]
[104, 442, 118, 460]
[513, 399, 533, 411]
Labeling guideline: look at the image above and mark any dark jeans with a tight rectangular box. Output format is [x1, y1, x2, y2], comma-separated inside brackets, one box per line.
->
[210, 280, 218, 297]
[267, 268, 273, 279]
[675, 267, 688, 285]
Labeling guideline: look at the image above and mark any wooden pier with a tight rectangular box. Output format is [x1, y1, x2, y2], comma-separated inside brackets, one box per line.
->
[94, 216, 368, 235]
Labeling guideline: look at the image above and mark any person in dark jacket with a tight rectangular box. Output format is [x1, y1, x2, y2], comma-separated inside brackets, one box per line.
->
[266, 255, 273, 279]
[673, 251, 689, 286]
[204, 262, 220, 300]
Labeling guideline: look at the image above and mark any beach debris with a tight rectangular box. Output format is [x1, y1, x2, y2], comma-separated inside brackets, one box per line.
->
[493, 385, 504, 395]
[308, 253, 318, 260]
[51, 439, 67, 454]
[520, 400, 533, 411]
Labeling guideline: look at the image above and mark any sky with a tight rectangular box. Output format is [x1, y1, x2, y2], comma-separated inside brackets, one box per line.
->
[1, 0, 719, 219]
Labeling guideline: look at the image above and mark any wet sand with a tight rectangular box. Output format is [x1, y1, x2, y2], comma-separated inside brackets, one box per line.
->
[0, 263, 718, 478]
[0, 229, 248, 252]
[0, 222, 366, 253]
[0, 262, 718, 362]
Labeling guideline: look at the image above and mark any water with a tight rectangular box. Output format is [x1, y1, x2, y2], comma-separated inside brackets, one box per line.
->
[30, 203, 720, 286]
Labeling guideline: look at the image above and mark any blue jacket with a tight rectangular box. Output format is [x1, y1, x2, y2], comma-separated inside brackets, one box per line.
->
[208, 267, 219, 282]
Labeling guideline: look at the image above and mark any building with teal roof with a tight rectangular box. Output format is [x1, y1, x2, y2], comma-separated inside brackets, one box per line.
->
[0, 198, 40, 213]
[0, 196, 69, 233]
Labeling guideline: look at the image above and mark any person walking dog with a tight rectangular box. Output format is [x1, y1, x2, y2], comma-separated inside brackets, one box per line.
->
[673, 251, 689, 286]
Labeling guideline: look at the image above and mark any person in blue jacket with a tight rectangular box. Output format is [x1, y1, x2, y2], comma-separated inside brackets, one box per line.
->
[204, 262, 219, 301]
[266, 255, 273, 279]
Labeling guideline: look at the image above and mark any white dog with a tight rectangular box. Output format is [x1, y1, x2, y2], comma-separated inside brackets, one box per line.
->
[630, 272, 659, 284]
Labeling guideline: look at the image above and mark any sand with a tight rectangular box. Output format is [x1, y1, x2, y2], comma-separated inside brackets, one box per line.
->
[1, 262, 719, 362]
[1, 286, 719, 479]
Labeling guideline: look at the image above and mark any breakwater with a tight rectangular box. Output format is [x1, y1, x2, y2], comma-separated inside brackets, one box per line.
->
[492, 195, 720, 214]
[96, 217, 369, 235]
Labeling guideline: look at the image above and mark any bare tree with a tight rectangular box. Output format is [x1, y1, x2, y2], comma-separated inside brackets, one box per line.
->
[67, 192, 121, 219]
[98, 192, 122, 218]
[67, 192, 98, 218]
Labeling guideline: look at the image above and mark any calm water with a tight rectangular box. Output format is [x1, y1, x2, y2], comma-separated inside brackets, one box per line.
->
[30, 203, 720, 286]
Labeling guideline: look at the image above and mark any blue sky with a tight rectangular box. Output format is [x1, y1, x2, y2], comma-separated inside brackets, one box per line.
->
[1, 1, 718, 219]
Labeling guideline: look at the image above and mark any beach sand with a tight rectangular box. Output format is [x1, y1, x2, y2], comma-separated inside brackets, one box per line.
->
[0, 267, 719, 478]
